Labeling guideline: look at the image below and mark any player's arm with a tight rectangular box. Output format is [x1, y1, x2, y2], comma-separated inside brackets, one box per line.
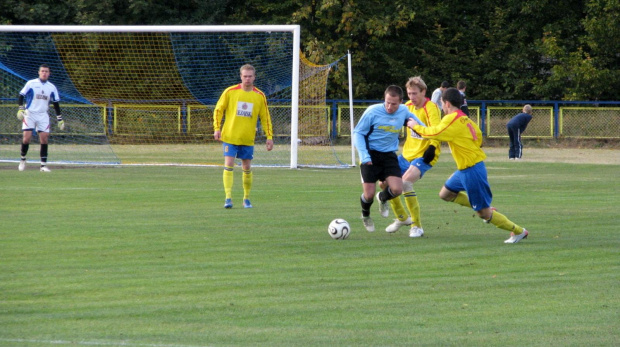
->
[426, 103, 442, 148]
[212, 92, 228, 140]
[353, 114, 373, 164]
[405, 111, 426, 127]
[422, 104, 442, 162]
[403, 112, 426, 140]
[258, 98, 274, 151]
[409, 115, 455, 142]
[53, 101, 65, 130]
[258, 95, 273, 140]
[50, 89, 64, 130]
[16, 94, 26, 120]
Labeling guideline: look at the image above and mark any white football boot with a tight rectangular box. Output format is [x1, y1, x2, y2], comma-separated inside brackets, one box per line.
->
[409, 226, 424, 238]
[385, 217, 412, 233]
[504, 229, 529, 244]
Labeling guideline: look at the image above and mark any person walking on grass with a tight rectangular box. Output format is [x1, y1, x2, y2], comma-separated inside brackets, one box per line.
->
[213, 64, 273, 209]
[17, 64, 64, 172]
[408, 88, 529, 244]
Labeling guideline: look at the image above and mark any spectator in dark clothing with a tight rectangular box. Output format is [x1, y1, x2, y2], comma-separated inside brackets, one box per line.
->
[507, 105, 533, 160]
[457, 80, 469, 116]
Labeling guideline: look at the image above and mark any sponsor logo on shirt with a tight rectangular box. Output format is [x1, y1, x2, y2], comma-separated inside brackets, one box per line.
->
[377, 125, 400, 133]
[36, 93, 49, 101]
[236, 102, 253, 117]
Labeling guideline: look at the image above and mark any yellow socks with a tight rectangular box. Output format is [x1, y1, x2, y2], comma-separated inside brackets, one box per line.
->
[224, 167, 253, 200]
[486, 210, 524, 234]
[404, 190, 421, 227]
[452, 191, 472, 208]
[389, 197, 409, 221]
[223, 165, 234, 199]
[242, 170, 253, 200]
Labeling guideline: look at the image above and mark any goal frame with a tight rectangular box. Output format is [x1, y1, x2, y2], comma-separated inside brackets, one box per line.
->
[1, 25, 304, 168]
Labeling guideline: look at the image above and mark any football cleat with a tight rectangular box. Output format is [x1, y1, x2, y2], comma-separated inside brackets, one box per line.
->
[224, 198, 233, 209]
[40, 166, 51, 172]
[409, 226, 424, 238]
[376, 192, 389, 218]
[18, 159, 26, 171]
[504, 229, 529, 244]
[243, 199, 253, 208]
[362, 215, 375, 232]
[385, 217, 412, 233]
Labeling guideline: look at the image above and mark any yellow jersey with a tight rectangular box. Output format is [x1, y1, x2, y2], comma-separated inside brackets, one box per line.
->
[213, 84, 273, 146]
[402, 98, 442, 164]
[412, 110, 486, 170]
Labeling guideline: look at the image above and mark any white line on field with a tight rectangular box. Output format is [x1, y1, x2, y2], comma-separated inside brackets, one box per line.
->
[0, 338, 210, 347]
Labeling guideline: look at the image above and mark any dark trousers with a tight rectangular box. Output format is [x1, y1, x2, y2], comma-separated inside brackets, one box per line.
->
[507, 125, 523, 159]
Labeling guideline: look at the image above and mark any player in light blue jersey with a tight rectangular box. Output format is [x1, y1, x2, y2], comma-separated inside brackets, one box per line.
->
[17, 64, 63, 172]
[353, 85, 425, 232]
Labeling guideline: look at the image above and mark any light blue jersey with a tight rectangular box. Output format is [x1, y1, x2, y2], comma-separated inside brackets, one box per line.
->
[354, 103, 425, 164]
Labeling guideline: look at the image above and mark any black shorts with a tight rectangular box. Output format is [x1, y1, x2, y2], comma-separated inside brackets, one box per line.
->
[360, 150, 402, 183]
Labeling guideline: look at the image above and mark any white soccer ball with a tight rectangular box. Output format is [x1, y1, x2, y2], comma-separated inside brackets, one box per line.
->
[328, 218, 350, 240]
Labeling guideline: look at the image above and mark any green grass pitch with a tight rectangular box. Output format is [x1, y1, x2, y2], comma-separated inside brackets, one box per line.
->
[0, 156, 618, 346]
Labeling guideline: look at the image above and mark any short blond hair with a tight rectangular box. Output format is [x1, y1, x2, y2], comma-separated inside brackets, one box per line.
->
[523, 104, 533, 114]
[240, 64, 255, 74]
[405, 76, 427, 92]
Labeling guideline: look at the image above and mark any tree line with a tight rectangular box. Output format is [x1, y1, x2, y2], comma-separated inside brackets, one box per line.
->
[1, 0, 618, 101]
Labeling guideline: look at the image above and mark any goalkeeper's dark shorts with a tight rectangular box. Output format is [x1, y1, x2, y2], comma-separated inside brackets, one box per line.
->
[360, 150, 401, 183]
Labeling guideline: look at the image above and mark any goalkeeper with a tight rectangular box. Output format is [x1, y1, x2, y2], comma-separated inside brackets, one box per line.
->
[17, 64, 64, 172]
[213, 64, 273, 209]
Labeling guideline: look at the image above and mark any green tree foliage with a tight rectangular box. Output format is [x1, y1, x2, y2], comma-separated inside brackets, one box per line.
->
[533, 0, 620, 100]
[1, 0, 618, 100]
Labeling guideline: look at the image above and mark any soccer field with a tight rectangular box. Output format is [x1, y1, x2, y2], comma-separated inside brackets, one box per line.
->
[0, 151, 618, 346]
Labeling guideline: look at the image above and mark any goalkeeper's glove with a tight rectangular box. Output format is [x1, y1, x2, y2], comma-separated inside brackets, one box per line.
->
[422, 145, 436, 164]
[57, 115, 65, 131]
[17, 106, 26, 120]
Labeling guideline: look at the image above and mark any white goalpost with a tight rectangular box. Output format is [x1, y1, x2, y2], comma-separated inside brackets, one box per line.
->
[0, 25, 354, 168]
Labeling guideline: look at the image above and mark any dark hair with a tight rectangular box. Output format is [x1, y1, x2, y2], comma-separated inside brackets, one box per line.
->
[440, 81, 450, 88]
[40, 64, 50, 70]
[384, 85, 404, 101]
[442, 87, 463, 108]
[457, 80, 466, 89]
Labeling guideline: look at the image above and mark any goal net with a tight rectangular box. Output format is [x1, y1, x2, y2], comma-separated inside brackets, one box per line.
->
[0, 25, 352, 168]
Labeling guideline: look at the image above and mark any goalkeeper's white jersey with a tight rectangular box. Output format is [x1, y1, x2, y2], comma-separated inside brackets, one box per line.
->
[20, 78, 60, 114]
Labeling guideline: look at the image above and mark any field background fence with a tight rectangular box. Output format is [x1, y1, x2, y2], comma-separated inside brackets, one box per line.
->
[0, 99, 618, 166]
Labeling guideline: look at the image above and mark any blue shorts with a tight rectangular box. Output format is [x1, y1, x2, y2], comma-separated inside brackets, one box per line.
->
[398, 155, 433, 178]
[444, 161, 493, 211]
[223, 142, 254, 160]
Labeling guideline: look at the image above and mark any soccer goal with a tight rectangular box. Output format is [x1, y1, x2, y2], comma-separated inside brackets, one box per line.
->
[0, 25, 354, 168]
